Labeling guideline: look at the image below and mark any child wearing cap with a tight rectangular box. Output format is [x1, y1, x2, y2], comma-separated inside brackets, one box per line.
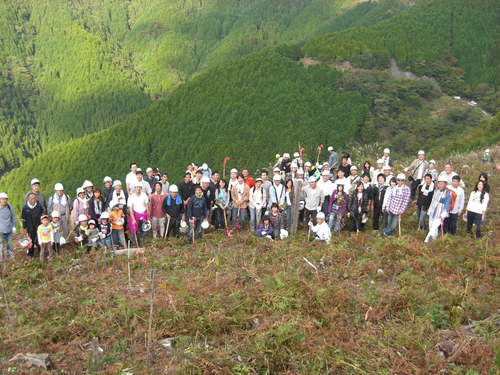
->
[50, 211, 61, 255]
[87, 220, 100, 253]
[99, 213, 112, 253]
[74, 215, 89, 248]
[109, 202, 126, 249]
[37, 215, 54, 261]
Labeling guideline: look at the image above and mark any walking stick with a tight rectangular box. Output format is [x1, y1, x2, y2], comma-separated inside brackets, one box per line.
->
[164, 216, 171, 239]
[191, 218, 196, 244]
[398, 214, 402, 237]
[223, 157, 230, 179]
[236, 206, 242, 229]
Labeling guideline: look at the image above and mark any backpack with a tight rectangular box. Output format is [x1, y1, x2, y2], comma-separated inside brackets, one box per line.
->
[447, 189, 457, 211]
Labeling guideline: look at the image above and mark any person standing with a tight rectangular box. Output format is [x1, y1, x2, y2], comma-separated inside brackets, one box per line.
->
[21, 193, 44, 258]
[404, 150, 429, 200]
[424, 176, 452, 243]
[318, 170, 334, 218]
[126, 163, 139, 194]
[72, 187, 89, 226]
[179, 173, 195, 209]
[443, 175, 465, 235]
[149, 181, 167, 240]
[106, 180, 129, 213]
[328, 146, 338, 172]
[160, 172, 170, 194]
[382, 174, 411, 237]
[303, 176, 325, 226]
[0, 193, 16, 260]
[372, 174, 387, 231]
[346, 182, 369, 233]
[465, 180, 489, 239]
[24, 178, 47, 214]
[48, 183, 72, 238]
[88, 188, 105, 222]
[231, 174, 250, 230]
[415, 174, 434, 231]
[127, 184, 150, 247]
[381, 148, 394, 169]
[186, 186, 208, 244]
[37, 214, 54, 261]
[249, 178, 267, 231]
[162, 184, 185, 238]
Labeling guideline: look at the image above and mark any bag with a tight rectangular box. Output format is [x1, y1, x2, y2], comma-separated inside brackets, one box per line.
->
[408, 175, 414, 182]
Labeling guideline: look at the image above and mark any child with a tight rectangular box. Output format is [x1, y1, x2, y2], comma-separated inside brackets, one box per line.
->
[37, 214, 54, 261]
[74, 214, 89, 249]
[50, 211, 61, 255]
[99, 212, 113, 254]
[308, 212, 331, 244]
[109, 200, 126, 249]
[256, 215, 273, 240]
[87, 220, 100, 253]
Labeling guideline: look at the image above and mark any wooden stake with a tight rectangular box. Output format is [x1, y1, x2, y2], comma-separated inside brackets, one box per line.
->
[127, 262, 131, 288]
[147, 268, 157, 368]
[92, 337, 99, 372]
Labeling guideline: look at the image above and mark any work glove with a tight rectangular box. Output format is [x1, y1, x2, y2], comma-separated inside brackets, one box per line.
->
[440, 212, 448, 219]
[265, 235, 272, 240]
[117, 219, 124, 226]
[99, 233, 105, 239]
[308, 221, 313, 227]
[12, 227, 16, 234]
[317, 207, 321, 212]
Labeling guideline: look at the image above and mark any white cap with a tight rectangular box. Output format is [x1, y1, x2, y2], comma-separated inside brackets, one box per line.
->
[54, 183, 64, 191]
[323, 162, 329, 166]
[51, 211, 60, 218]
[350, 165, 358, 170]
[169, 184, 178, 193]
[396, 173, 406, 180]
[383, 166, 391, 171]
[485, 149, 490, 153]
[88, 220, 96, 225]
[322, 170, 330, 176]
[30, 178, 40, 186]
[76, 187, 85, 195]
[429, 159, 436, 164]
[291, 163, 298, 169]
[109, 200, 120, 208]
[78, 214, 88, 222]
[384, 148, 390, 153]
[100, 212, 110, 219]
[273, 167, 280, 172]
[418, 150, 425, 155]
[230, 168, 238, 174]
[297, 168, 304, 175]
[304, 162, 311, 167]
[273, 174, 282, 181]
[112, 180, 122, 187]
[202, 163, 208, 170]
[437, 175, 448, 183]
[103, 176, 112, 183]
[376, 159, 384, 164]
[328, 146, 333, 151]
[0, 192, 7, 199]
[317, 212, 325, 219]
[146, 167, 153, 173]
[293, 152, 299, 157]
[82, 180, 93, 188]
[201, 176, 210, 183]
[136, 168, 142, 173]
[308, 176, 316, 183]
[283, 153, 290, 158]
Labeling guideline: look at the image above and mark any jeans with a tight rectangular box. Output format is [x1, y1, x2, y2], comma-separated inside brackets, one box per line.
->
[112, 229, 125, 247]
[232, 207, 247, 230]
[383, 213, 399, 237]
[443, 213, 458, 235]
[130, 226, 146, 248]
[285, 206, 293, 230]
[416, 207, 428, 230]
[249, 207, 262, 231]
[0, 232, 13, 258]
[328, 211, 344, 232]
[467, 211, 483, 238]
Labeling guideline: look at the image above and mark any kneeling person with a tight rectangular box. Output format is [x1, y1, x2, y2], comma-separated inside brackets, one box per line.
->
[308, 212, 331, 244]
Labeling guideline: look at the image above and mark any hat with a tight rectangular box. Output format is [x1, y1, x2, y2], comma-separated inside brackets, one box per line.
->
[293, 152, 299, 157]
[82, 180, 93, 188]
[202, 163, 208, 170]
[40, 214, 49, 220]
[76, 187, 85, 195]
[350, 165, 358, 170]
[396, 173, 406, 180]
[112, 180, 122, 187]
[384, 148, 390, 153]
[317, 212, 325, 220]
[230, 168, 238, 174]
[308, 176, 316, 183]
[485, 149, 490, 153]
[146, 167, 153, 173]
[136, 169, 143, 175]
[255, 178, 263, 183]
[201, 176, 210, 183]
[383, 166, 391, 171]
[297, 168, 304, 174]
[418, 150, 425, 155]
[304, 162, 311, 167]
[328, 146, 333, 151]
[283, 153, 290, 158]
[169, 184, 178, 193]
[275, 154, 280, 159]
[437, 175, 448, 183]
[273, 167, 280, 172]
[201, 220, 209, 230]
[100, 212, 110, 220]
[429, 159, 436, 165]
[54, 183, 64, 191]
[142, 220, 152, 231]
[132, 183, 143, 189]
[109, 200, 120, 208]
[323, 162, 329, 166]
[0, 192, 7, 199]
[376, 159, 384, 164]
[51, 211, 60, 218]
[30, 178, 40, 186]
[153, 168, 159, 173]
[88, 219, 96, 226]
[78, 214, 88, 222]
[273, 174, 282, 181]
[103, 176, 112, 183]
[322, 170, 330, 176]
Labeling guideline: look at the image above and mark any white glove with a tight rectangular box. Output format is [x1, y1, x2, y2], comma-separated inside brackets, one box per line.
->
[317, 207, 321, 212]
[76, 236, 83, 242]
[308, 221, 313, 227]
[211, 206, 217, 211]
[92, 238, 98, 243]
[440, 212, 448, 219]
[404, 167, 408, 172]
[99, 233, 105, 239]
[12, 227, 16, 234]
[265, 235, 272, 239]
[117, 219, 124, 226]
[264, 210, 269, 216]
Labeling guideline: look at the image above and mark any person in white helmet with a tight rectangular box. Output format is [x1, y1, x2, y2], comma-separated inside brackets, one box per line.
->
[280, 153, 292, 176]
[0, 192, 16, 260]
[200, 163, 212, 180]
[149, 181, 167, 240]
[24, 178, 47, 214]
[127, 184, 149, 247]
[48, 183, 72, 238]
[292, 152, 303, 168]
[163, 184, 185, 238]
[72, 187, 89, 226]
[22, 193, 44, 259]
[424, 175, 452, 243]
[106, 180, 129, 213]
[403, 150, 429, 200]
[308, 212, 331, 244]
[381, 148, 393, 169]
[303, 176, 325, 226]
[328, 146, 338, 171]
[82, 180, 94, 201]
[98, 212, 112, 252]
[103, 176, 113, 203]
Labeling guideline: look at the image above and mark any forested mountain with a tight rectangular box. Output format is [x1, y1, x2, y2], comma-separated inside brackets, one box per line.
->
[0, 48, 490, 212]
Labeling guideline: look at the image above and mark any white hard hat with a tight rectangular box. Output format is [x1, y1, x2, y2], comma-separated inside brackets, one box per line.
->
[169, 184, 178, 193]
[304, 162, 311, 167]
[112, 180, 122, 187]
[51, 211, 60, 218]
[273, 174, 282, 181]
[76, 187, 85, 195]
[317, 212, 325, 220]
[230, 168, 238, 174]
[0, 192, 7, 199]
[88, 219, 96, 225]
[376, 159, 384, 164]
[485, 149, 490, 153]
[322, 170, 330, 176]
[146, 167, 152, 173]
[201, 220, 209, 230]
[293, 152, 299, 157]
[109, 200, 120, 208]
[396, 173, 406, 180]
[308, 176, 316, 183]
[78, 214, 88, 222]
[142, 220, 152, 231]
[328, 146, 333, 151]
[30, 178, 40, 186]
[82, 180, 93, 189]
[418, 150, 425, 155]
[297, 168, 304, 175]
[383, 166, 391, 171]
[100, 212, 110, 219]
[202, 163, 208, 170]
[384, 148, 390, 153]
[323, 162, 329, 166]
[54, 183, 64, 191]
[429, 159, 436, 165]
[437, 175, 448, 183]
[201, 176, 210, 183]
[350, 165, 358, 170]
[103, 176, 112, 183]
[273, 167, 280, 172]
[283, 153, 290, 158]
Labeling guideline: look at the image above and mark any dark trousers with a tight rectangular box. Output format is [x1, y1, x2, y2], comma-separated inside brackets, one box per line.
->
[410, 179, 421, 199]
[373, 206, 383, 230]
[467, 211, 483, 238]
[165, 216, 181, 238]
[443, 213, 458, 235]
[305, 208, 318, 226]
[187, 216, 203, 243]
[321, 196, 330, 218]
[350, 213, 364, 232]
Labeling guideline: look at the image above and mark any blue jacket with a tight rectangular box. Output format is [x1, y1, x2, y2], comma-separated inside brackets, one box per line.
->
[187, 195, 207, 219]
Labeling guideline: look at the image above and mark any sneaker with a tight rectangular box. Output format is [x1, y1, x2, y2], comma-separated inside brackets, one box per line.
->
[7, 252, 14, 260]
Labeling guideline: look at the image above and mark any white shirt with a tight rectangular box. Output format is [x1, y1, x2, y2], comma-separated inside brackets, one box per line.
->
[127, 192, 149, 213]
[333, 178, 351, 193]
[130, 180, 152, 195]
[311, 221, 331, 244]
[466, 191, 489, 214]
[449, 185, 465, 214]
[126, 172, 138, 189]
[317, 179, 334, 197]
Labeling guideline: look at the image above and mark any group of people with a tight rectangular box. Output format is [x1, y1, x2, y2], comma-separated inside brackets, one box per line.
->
[0, 147, 493, 261]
